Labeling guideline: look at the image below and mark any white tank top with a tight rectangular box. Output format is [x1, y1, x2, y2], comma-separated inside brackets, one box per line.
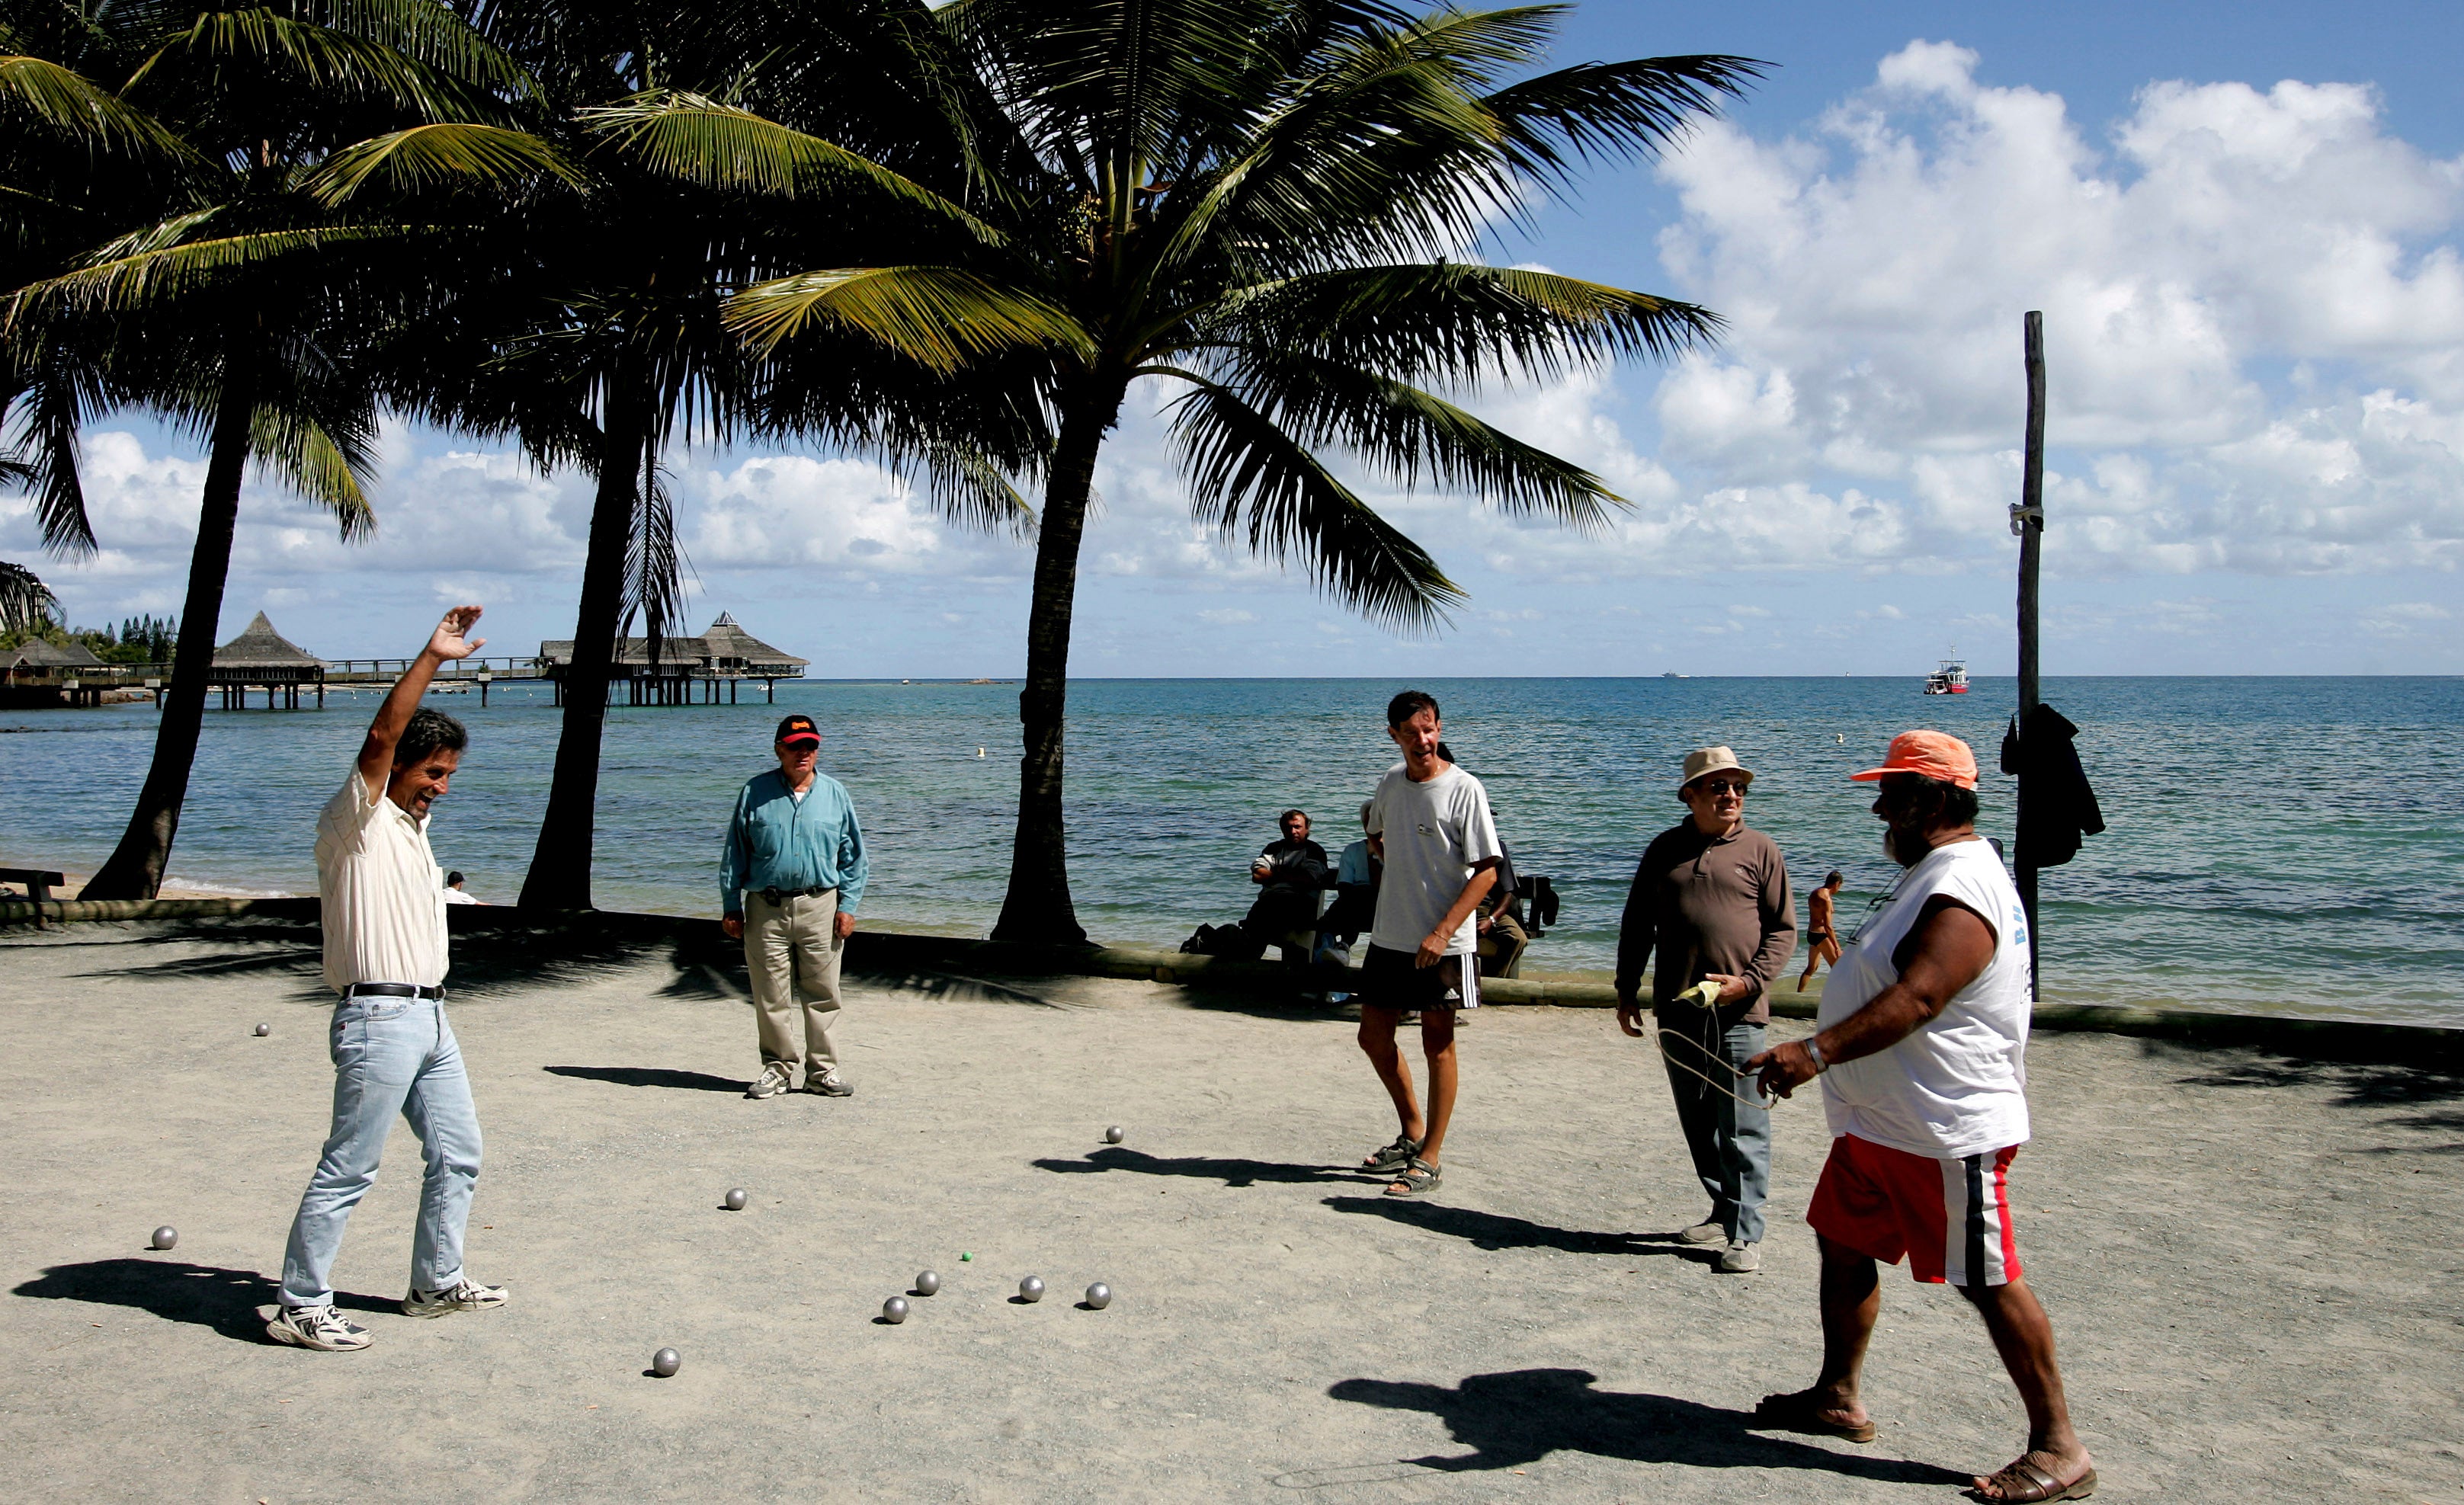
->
[1817, 837, 2033, 1158]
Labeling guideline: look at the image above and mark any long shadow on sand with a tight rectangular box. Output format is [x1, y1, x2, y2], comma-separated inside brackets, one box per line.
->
[13, 1258, 394, 1343]
[543, 1065, 745, 1094]
[1321, 1197, 1719, 1262]
[1032, 1146, 1374, 1188]
[1312, 1368, 1966, 1484]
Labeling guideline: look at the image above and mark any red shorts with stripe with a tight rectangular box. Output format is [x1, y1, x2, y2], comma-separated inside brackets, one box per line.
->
[1808, 1133, 2023, 1287]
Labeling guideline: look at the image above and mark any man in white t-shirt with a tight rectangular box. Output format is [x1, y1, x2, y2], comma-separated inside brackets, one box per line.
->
[1744, 732, 2093, 1503]
[271, 607, 508, 1353]
[1351, 690, 1503, 1199]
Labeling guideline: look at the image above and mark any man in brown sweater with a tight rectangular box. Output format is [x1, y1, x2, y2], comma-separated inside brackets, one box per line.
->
[1615, 746, 1797, 1273]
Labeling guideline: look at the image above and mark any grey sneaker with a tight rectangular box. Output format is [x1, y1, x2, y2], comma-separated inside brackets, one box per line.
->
[745, 1062, 794, 1099]
[266, 1303, 372, 1350]
[1675, 1218, 1728, 1245]
[404, 1276, 508, 1318]
[803, 1073, 854, 1097]
[1717, 1241, 1761, 1274]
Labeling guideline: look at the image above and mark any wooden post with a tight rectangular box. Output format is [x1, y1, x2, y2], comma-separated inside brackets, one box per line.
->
[2015, 310, 2046, 1000]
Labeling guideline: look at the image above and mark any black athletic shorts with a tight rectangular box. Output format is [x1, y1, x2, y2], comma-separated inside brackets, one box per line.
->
[1358, 943, 1481, 1010]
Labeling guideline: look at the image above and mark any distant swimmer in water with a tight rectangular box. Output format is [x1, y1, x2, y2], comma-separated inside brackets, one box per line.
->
[1796, 869, 1844, 991]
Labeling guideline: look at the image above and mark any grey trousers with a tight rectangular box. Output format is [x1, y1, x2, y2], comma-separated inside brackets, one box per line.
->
[744, 889, 844, 1081]
[1660, 1017, 1770, 1243]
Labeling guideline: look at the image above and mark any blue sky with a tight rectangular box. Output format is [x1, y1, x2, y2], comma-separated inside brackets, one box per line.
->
[10, 2, 2462, 675]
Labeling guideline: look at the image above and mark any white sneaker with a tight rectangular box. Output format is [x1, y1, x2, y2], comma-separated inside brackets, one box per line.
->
[745, 1062, 794, 1099]
[267, 1304, 372, 1350]
[404, 1276, 508, 1318]
[1717, 1241, 1761, 1274]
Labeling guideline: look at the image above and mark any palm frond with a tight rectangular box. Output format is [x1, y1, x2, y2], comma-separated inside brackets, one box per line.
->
[580, 91, 1000, 242]
[913, 438, 1036, 536]
[1212, 347, 1622, 528]
[249, 404, 377, 540]
[623, 449, 692, 661]
[1481, 53, 1765, 186]
[127, 8, 505, 123]
[317, 0, 540, 98]
[0, 53, 192, 159]
[1199, 262, 1720, 383]
[725, 265, 1092, 372]
[9, 224, 427, 317]
[10, 368, 98, 555]
[1165, 373, 1462, 631]
[301, 122, 586, 204]
[0, 557, 60, 634]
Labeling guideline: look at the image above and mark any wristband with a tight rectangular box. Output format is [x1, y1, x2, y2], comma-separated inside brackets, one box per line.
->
[1804, 1039, 1828, 1074]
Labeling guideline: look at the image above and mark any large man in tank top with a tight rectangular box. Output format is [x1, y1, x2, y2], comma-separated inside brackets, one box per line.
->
[1745, 732, 2095, 1504]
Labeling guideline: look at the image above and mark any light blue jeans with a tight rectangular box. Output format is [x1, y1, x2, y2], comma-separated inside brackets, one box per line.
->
[280, 995, 482, 1308]
[1659, 1017, 1771, 1244]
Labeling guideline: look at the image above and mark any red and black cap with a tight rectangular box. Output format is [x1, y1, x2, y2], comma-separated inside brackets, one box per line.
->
[774, 713, 820, 748]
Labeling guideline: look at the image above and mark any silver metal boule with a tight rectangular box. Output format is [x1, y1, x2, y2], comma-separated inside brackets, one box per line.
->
[1018, 1275, 1044, 1302]
[913, 1270, 940, 1296]
[253, 1023, 270, 1036]
[882, 1296, 909, 1324]
[723, 1188, 748, 1211]
[149, 1226, 178, 1250]
[1084, 1282, 1112, 1310]
[1103, 1126, 1124, 1144]
[651, 1346, 681, 1377]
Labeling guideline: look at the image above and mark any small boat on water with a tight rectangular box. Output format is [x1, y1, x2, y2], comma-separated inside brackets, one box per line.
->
[1923, 655, 1969, 695]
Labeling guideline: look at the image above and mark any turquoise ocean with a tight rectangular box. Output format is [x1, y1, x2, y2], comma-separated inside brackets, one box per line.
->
[2, 676, 2456, 1026]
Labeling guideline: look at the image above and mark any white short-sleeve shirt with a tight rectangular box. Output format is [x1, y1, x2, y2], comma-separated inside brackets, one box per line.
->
[1817, 837, 2033, 1158]
[1367, 763, 1503, 957]
[316, 769, 449, 992]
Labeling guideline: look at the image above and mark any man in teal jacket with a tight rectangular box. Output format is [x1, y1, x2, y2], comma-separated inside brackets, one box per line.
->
[720, 712, 870, 1099]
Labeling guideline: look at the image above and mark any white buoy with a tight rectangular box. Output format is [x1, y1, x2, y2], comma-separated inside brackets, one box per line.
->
[1103, 1126, 1124, 1145]
[252, 1023, 270, 1036]
[651, 1347, 681, 1377]
[149, 1226, 178, 1251]
[1083, 1282, 1112, 1310]
[882, 1296, 910, 1324]
[1017, 1276, 1044, 1303]
[723, 1188, 748, 1211]
[976, 748, 985, 758]
[913, 1270, 941, 1296]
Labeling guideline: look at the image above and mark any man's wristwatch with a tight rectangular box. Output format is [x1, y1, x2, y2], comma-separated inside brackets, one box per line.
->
[1804, 1038, 1828, 1074]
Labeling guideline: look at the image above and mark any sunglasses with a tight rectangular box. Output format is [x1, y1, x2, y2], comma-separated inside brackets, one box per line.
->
[1693, 779, 1749, 796]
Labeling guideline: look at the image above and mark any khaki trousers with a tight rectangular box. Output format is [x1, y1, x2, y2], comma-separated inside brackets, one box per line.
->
[744, 889, 844, 1081]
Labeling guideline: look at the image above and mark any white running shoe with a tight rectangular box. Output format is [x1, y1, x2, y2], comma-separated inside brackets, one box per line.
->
[404, 1276, 509, 1318]
[1718, 1241, 1762, 1274]
[267, 1304, 373, 1350]
[745, 1062, 794, 1099]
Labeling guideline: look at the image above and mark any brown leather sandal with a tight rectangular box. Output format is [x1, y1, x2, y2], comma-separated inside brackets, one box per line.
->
[1968, 1457, 2097, 1502]
[1749, 1390, 1879, 1443]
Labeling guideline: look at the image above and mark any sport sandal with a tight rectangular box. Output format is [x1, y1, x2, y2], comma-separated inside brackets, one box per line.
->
[1360, 1134, 1422, 1175]
[1383, 1157, 1443, 1197]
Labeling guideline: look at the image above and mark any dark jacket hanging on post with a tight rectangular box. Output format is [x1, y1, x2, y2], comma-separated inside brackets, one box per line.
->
[2001, 703, 2104, 868]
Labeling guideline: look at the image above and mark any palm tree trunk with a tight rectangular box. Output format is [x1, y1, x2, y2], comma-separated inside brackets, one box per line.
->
[80, 370, 255, 900]
[992, 383, 1125, 944]
[517, 396, 647, 910]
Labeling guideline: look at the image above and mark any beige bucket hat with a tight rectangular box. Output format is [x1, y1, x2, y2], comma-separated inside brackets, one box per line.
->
[1679, 745, 1755, 795]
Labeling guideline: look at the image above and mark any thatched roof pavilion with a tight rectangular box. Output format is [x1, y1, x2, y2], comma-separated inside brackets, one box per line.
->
[5, 639, 104, 671]
[210, 612, 327, 684]
[539, 613, 809, 675]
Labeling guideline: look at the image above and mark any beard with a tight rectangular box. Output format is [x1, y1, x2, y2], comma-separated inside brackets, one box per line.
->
[1882, 821, 1931, 867]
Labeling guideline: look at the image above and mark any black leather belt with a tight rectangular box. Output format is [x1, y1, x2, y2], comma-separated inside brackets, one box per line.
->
[342, 982, 445, 1001]
[758, 886, 829, 905]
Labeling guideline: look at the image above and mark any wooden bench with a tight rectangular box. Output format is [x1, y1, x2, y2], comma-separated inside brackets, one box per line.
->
[0, 868, 65, 903]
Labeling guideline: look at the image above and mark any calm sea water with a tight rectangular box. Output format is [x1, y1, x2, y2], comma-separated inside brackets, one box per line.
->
[2, 676, 2457, 1025]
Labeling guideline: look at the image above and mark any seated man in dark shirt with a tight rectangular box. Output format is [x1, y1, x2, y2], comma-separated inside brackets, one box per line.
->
[1240, 808, 1330, 956]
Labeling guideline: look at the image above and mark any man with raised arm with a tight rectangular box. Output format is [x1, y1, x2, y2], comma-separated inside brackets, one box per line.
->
[1745, 732, 2094, 1503]
[269, 606, 505, 1352]
[1351, 690, 1502, 1199]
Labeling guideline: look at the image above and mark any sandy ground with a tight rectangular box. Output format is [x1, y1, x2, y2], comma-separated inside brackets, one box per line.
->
[5, 868, 271, 901]
[2, 920, 2458, 1504]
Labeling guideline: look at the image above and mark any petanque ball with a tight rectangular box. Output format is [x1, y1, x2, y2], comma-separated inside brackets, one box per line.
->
[723, 1188, 748, 1211]
[253, 1023, 270, 1036]
[1104, 1125, 1124, 1144]
[1084, 1282, 1112, 1310]
[149, 1226, 178, 1251]
[1018, 1275, 1044, 1303]
[914, 1270, 941, 1297]
[882, 1296, 909, 1324]
[651, 1347, 681, 1378]
[960, 1252, 972, 1262]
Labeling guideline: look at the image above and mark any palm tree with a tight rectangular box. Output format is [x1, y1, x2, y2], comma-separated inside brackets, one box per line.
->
[439, 0, 1049, 910]
[1, 2, 556, 898]
[710, 1, 1758, 942]
[0, 557, 56, 634]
